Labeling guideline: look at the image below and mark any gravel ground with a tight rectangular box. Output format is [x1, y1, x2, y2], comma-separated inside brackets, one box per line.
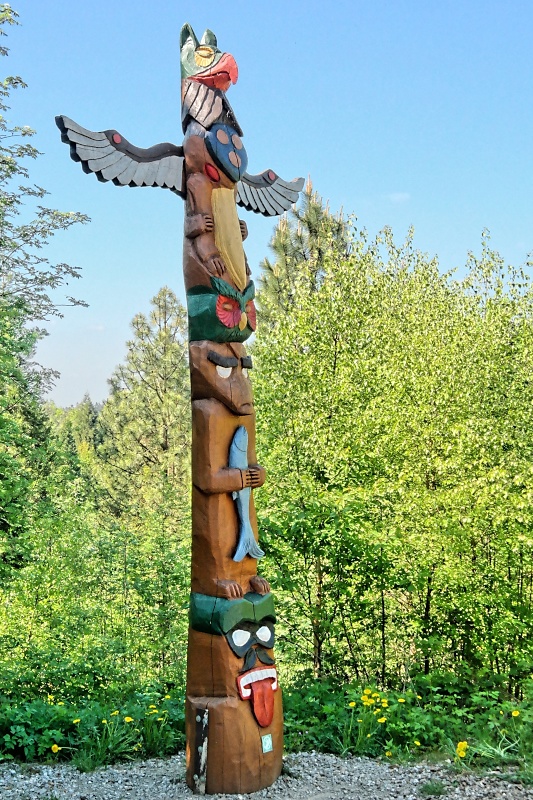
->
[0, 752, 531, 800]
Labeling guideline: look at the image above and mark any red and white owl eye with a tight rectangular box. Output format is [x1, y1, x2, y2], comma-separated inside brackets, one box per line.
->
[216, 295, 242, 328]
[245, 300, 257, 331]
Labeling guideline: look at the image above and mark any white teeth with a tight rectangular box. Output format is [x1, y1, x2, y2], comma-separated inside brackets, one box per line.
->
[237, 668, 278, 699]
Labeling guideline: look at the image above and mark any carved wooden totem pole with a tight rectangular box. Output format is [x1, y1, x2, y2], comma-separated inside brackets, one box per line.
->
[57, 23, 303, 795]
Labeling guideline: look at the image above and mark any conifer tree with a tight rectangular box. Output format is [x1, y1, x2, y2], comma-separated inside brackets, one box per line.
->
[258, 180, 351, 326]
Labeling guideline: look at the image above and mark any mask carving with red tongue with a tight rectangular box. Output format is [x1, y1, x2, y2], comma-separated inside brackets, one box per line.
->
[237, 666, 278, 727]
[189, 592, 279, 728]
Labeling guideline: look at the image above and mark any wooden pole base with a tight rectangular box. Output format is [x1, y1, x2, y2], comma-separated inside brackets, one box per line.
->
[185, 692, 283, 795]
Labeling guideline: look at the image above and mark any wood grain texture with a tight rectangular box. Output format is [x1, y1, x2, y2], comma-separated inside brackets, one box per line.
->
[185, 690, 283, 794]
[190, 403, 262, 596]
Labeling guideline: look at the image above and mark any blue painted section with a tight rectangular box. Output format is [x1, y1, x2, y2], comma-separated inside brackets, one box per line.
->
[229, 426, 264, 561]
[205, 123, 248, 182]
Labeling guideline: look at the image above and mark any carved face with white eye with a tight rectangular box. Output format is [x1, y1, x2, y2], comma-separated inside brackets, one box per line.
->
[216, 364, 232, 379]
[226, 619, 275, 659]
[189, 340, 254, 415]
[227, 616, 277, 728]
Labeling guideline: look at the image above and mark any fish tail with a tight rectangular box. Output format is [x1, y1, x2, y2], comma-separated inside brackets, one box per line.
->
[233, 522, 265, 562]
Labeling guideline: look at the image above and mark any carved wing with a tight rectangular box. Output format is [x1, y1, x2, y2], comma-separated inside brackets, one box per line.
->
[236, 171, 304, 217]
[56, 115, 185, 197]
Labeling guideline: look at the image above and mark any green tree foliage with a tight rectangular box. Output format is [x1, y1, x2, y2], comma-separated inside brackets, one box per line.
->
[0, 301, 52, 575]
[92, 287, 191, 674]
[253, 193, 533, 692]
[0, 5, 192, 710]
[97, 286, 190, 520]
[0, 5, 87, 578]
[0, 5, 88, 327]
[47, 393, 102, 479]
[0, 290, 192, 698]
[258, 181, 350, 327]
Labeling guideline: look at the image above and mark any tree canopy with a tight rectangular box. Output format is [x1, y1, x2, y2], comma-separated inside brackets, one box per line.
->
[253, 190, 533, 691]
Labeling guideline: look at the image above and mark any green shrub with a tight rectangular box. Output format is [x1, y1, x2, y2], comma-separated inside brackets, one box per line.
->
[283, 673, 532, 775]
[0, 689, 185, 768]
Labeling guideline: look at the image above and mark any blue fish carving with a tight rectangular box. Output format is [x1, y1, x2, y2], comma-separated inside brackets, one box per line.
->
[229, 426, 265, 562]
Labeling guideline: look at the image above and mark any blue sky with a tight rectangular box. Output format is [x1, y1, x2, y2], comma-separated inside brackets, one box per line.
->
[7, 1, 533, 406]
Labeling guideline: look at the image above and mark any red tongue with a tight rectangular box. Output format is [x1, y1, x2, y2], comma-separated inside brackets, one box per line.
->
[250, 677, 275, 728]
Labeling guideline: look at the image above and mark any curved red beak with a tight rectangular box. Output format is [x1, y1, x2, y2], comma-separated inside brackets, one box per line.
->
[192, 52, 238, 92]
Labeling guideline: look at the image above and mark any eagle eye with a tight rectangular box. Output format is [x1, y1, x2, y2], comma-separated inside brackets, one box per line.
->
[195, 46, 215, 68]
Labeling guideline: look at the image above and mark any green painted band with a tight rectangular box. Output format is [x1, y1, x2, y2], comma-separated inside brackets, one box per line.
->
[187, 293, 253, 343]
[189, 591, 276, 635]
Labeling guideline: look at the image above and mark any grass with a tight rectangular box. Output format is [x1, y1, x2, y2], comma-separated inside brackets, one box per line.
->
[0, 672, 531, 777]
[419, 779, 447, 796]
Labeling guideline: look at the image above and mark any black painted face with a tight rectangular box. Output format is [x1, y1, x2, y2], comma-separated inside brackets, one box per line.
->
[226, 619, 275, 657]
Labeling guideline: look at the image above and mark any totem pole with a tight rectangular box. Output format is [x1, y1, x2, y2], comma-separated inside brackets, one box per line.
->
[56, 23, 303, 795]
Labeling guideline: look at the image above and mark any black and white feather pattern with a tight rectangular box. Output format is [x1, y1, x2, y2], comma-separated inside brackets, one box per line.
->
[236, 171, 304, 217]
[181, 80, 243, 135]
[56, 116, 185, 197]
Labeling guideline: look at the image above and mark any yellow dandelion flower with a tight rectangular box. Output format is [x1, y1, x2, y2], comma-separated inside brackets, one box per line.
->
[414, 741, 421, 747]
[157, 717, 164, 721]
[363, 689, 372, 695]
[456, 740, 468, 758]
[124, 716, 134, 723]
[381, 701, 389, 707]
[57, 702, 65, 706]
[377, 717, 387, 724]
[51, 744, 61, 753]
[500, 711, 504, 715]
[372, 692, 380, 698]
[111, 710, 119, 716]
[357, 719, 363, 723]
[149, 704, 157, 709]
[348, 701, 356, 708]
[102, 719, 107, 724]
[367, 698, 375, 705]
[164, 695, 171, 700]
[417, 695, 422, 699]
[385, 751, 392, 757]
[73, 718, 81, 724]
[366, 733, 371, 738]
[512, 710, 520, 717]
[397, 698, 405, 703]
[47, 695, 54, 701]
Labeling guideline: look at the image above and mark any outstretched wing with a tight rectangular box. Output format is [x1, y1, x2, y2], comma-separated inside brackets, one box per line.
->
[56, 115, 185, 197]
[236, 171, 304, 217]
